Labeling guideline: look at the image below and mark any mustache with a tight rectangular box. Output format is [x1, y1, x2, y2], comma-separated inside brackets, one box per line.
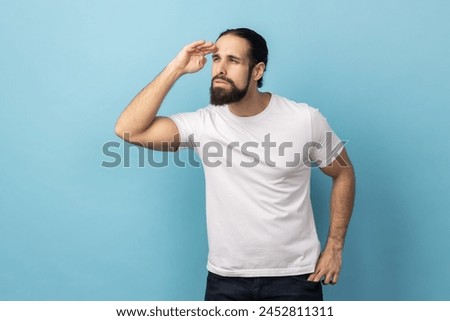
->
[211, 75, 236, 86]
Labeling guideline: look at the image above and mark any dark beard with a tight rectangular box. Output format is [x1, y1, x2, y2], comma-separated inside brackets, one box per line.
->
[209, 71, 252, 106]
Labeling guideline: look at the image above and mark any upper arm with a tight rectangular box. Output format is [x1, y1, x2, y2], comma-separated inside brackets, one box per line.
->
[320, 147, 355, 179]
[117, 116, 181, 152]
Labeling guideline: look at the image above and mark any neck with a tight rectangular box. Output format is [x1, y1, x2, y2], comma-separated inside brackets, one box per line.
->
[228, 89, 271, 117]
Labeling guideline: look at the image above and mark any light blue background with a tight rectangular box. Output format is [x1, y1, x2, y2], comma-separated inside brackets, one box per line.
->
[1, 0, 449, 300]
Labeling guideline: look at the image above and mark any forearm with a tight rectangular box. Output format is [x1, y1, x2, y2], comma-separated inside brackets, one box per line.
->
[309, 150, 355, 284]
[115, 62, 183, 137]
[324, 168, 356, 252]
[115, 40, 216, 138]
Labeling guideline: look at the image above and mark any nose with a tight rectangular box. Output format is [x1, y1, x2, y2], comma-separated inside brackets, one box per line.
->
[214, 60, 227, 76]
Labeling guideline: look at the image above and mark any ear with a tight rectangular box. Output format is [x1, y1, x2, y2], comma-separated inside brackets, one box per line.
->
[252, 62, 266, 82]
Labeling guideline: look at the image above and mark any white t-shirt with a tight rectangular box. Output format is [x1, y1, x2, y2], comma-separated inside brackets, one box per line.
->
[169, 93, 344, 277]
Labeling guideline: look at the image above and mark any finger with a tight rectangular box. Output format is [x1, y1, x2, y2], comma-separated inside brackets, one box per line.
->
[323, 271, 340, 285]
[196, 41, 214, 48]
[307, 272, 316, 282]
[185, 40, 207, 52]
[200, 47, 218, 56]
[322, 274, 333, 285]
[201, 44, 217, 52]
[308, 271, 325, 283]
[330, 272, 339, 285]
[193, 42, 215, 52]
[188, 40, 206, 48]
[194, 43, 217, 54]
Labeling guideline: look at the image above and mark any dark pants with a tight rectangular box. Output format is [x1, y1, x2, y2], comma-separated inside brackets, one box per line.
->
[204, 271, 323, 301]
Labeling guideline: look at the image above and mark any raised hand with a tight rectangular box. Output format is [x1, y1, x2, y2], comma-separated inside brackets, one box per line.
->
[169, 40, 217, 75]
[116, 40, 216, 152]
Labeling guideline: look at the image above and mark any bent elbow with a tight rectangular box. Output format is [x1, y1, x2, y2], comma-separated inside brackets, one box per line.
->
[114, 123, 125, 139]
[114, 123, 132, 141]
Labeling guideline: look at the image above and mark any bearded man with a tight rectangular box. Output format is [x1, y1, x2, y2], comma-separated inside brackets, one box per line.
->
[115, 28, 356, 301]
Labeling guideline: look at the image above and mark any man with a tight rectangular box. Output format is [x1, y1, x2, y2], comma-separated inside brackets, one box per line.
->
[115, 28, 355, 301]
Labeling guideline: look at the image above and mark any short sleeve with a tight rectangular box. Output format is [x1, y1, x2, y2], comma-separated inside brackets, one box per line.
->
[168, 109, 205, 150]
[308, 108, 345, 168]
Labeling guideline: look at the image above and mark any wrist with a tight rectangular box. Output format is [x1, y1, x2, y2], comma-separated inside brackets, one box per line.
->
[324, 237, 344, 252]
[165, 61, 185, 79]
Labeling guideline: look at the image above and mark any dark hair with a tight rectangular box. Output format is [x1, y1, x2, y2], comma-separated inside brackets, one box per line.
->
[217, 28, 268, 88]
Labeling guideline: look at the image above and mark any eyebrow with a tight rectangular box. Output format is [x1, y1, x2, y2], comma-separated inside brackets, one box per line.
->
[212, 53, 243, 61]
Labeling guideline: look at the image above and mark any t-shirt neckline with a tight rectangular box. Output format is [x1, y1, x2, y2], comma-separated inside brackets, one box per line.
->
[225, 93, 274, 121]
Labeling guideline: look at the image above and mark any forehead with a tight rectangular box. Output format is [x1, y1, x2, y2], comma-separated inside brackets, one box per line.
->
[215, 34, 250, 60]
